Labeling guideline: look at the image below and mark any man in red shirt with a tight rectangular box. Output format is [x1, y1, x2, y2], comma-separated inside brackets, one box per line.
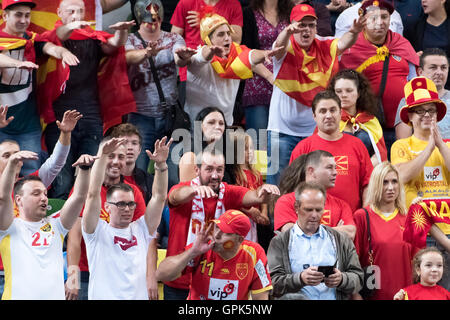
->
[339, 0, 419, 154]
[290, 90, 373, 213]
[164, 148, 279, 299]
[156, 209, 272, 300]
[275, 150, 356, 240]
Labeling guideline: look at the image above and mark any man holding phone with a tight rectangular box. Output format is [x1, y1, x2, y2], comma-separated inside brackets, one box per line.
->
[267, 182, 363, 300]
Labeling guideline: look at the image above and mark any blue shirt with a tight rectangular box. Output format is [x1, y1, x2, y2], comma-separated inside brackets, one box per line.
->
[288, 224, 337, 300]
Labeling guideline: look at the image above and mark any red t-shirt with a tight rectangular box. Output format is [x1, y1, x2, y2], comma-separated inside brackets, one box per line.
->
[170, 0, 243, 81]
[165, 181, 249, 290]
[186, 240, 272, 300]
[289, 133, 373, 213]
[354, 206, 418, 300]
[274, 192, 355, 231]
[73, 182, 146, 272]
[403, 283, 450, 300]
[360, 55, 410, 129]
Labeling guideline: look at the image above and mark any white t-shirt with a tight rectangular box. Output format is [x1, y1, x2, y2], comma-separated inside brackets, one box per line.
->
[185, 46, 248, 127]
[268, 46, 317, 137]
[82, 216, 155, 300]
[0, 217, 68, 300]
[334, 2, 404, 38]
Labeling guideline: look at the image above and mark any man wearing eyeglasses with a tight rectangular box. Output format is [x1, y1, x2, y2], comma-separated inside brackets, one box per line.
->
[81, 136, 170, 300]
[391, 76, 450, 209]
[266, 3, 365, 186]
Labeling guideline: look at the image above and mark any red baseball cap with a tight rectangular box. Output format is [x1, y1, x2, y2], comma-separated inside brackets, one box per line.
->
[290, 4, 317, 23]
[212, 210, 251, 238]
[359, 0, 394, 16]
[2, 0, 36, 10]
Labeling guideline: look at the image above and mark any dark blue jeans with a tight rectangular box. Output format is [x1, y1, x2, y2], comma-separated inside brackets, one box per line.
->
[45, 119, 103, 199]
[0, 129, 42, 176]
[245, 104, 269, 150]
[128, 113, 168, 172]
[163, 284, 189, 300]
[266, 131, 305, 186]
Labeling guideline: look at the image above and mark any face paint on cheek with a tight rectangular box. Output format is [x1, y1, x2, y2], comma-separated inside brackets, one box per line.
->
[223, 240, 234, 250]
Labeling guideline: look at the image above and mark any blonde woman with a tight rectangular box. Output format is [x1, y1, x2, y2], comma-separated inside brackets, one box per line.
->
[229, 130, 270, 246]
[353, 161, 418, 300]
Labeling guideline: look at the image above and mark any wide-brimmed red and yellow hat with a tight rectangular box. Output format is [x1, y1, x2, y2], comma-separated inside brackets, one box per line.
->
[399, 76, 447, 124]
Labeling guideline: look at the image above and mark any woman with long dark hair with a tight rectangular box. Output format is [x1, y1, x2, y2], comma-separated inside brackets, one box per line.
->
[328, 69, 388, 166]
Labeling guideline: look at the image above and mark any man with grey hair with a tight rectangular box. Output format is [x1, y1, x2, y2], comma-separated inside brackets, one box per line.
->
[268, 181, 363, 300]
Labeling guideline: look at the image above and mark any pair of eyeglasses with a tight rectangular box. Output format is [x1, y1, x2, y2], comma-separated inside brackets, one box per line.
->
[107, 201, 137, 210]
[409, 108, 438, 116]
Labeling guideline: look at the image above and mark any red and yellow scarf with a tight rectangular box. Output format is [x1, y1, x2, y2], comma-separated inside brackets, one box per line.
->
[210, 42, 253, 80]
[403, 199, 450, 248]
[340, 109, 388, 162]
[37, 21, 136, 134]
[274, 36, 339, 106]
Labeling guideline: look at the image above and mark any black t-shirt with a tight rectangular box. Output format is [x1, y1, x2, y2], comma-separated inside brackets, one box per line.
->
[52, 38, 104, 121]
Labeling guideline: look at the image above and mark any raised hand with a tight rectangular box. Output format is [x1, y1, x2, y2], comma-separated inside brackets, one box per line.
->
[0, 105, 14, 128]
[146, 136, 172, 164]
[108, 20, 136, 31]
[175, 46, 197, 60]
[100, 137, 127, 155]
[191, 223, 215, 257]
[349, 14, 366, 34]
[71, 154, 99, 168]
[285, 21, 304, 35]
[264, 46, 284, 64]
[56, 110, 82, 133]
[9, 150, 39, 165]
[209, 45, 226, 58]
[66, 20, 95, 31]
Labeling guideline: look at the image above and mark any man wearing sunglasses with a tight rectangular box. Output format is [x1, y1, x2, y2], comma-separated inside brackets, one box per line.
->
[81, 136, 170, 299]
[391, 76, 450, 209]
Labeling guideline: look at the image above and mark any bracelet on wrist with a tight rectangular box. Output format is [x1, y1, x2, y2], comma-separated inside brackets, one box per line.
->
[79, 165, 92, 171]
[154, 164, 168, 172]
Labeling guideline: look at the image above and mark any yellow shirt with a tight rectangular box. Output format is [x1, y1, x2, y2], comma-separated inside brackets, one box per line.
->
[391, 136, 450, 233]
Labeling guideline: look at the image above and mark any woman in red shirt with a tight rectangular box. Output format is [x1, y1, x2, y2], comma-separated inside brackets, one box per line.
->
[353, 161, 418, 300]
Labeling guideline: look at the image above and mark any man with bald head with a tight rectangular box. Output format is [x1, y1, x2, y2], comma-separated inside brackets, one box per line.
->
[42, 0, 135, 199]
[268, 182, 363, 300]
[0, 0, 79, 176]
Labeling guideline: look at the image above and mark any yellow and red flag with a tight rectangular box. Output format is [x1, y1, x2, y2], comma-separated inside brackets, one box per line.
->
[210, 42, 253, 80]
[403, 199, 450, 248]
[274, 36, 339, 107]
[37, 21, 136, 134]
[0, 0, 97, 33]
[340, 110, 388, 162]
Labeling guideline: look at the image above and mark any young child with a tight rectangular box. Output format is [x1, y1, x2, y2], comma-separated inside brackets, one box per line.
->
[230, 130, 269, 243]
[393, 247, 450, 300]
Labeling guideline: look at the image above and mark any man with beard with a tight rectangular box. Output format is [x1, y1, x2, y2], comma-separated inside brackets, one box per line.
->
[156, 209, 272, 300]
[164, 148, 279, 299]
